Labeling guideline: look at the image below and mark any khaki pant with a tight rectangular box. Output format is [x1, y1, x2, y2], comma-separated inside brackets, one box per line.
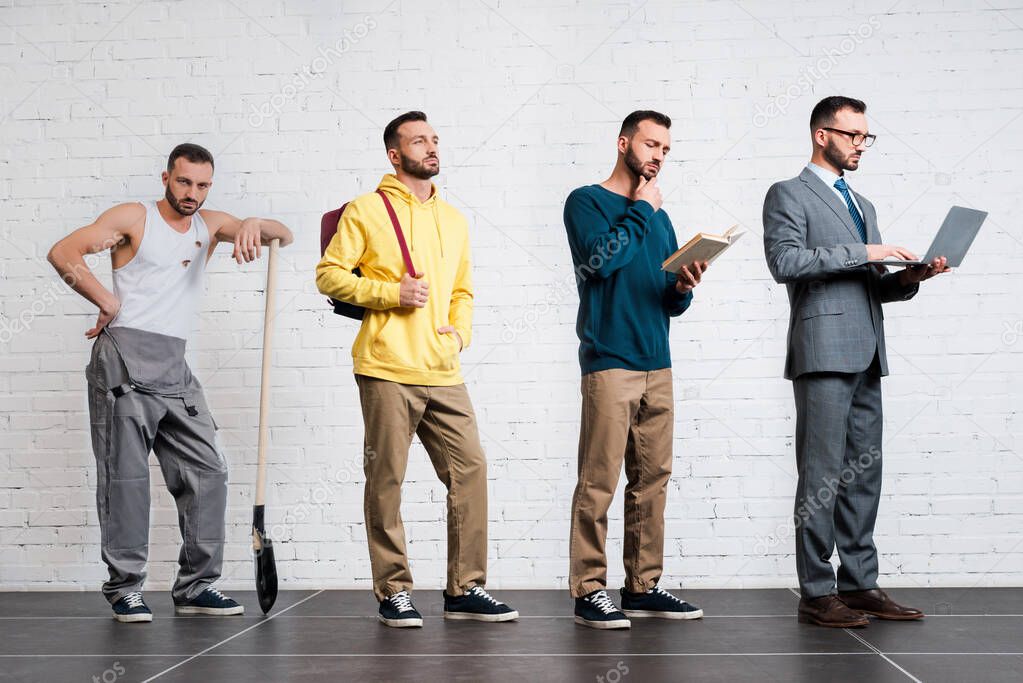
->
[356, 374, 488, 601]
[569, 368, 674, 598]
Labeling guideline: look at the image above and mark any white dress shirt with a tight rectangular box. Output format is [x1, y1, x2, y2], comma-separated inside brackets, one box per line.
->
[806, 161, 864, 219]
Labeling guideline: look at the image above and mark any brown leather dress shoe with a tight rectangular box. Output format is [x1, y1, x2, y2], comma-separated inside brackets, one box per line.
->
[837, 589, 925, 620]
[798, 595, 869, 628]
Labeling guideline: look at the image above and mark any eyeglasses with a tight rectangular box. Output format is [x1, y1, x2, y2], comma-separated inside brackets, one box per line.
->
[823, 127, 877, 147]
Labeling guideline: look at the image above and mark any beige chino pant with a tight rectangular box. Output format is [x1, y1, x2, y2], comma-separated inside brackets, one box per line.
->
[356, 374, 488, 601]
[569, 368, 674, 598]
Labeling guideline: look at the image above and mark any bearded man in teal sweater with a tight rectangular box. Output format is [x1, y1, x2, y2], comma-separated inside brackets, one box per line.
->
[564, 110, 708, 630]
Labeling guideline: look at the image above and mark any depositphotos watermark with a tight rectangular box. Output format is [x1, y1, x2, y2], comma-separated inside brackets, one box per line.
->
[752, 445, 881, 555]
[499, 229, 631, 344]
[752, 16, 881, 128]
[91, 661, 126, 683]
[0, 234, 123, 345]
[248, 16, 378, 128]
[265, 444, 379, 542]
[596, 660, 630, 683]
[1002, 319, 1022, 346]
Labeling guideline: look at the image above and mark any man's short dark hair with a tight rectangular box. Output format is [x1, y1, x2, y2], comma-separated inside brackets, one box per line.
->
[167, 143, 214, 172]
[384, 111, 428, 150]
[809, 96, 866, 130]
[619, 110, 671, 137]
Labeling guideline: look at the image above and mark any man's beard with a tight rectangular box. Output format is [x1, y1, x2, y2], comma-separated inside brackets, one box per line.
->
[400, 153, 440, 180]
[823, 143, 859, 172]
[624, 145, 659, 180]
[165, 187, 203, 216]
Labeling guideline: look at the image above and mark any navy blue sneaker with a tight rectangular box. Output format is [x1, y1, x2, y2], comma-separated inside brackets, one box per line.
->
[443, 586, 519, 622]
[174, 586, 244, 616]
[379, 590, 423, 628]
[574, 589, 631, 629]
[112, 591, 152, 623]
[621, 585, 703, 620]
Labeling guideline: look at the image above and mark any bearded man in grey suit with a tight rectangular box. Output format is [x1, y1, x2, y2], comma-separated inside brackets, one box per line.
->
[763, 96, 949, 628]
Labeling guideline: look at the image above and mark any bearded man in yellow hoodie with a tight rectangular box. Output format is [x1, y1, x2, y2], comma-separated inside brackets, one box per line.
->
[317, 111, 518, 627]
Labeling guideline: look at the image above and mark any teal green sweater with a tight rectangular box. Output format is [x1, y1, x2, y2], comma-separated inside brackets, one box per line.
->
[564, 184, 692, 375]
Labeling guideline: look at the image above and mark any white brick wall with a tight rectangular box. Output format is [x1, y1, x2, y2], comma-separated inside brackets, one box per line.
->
[1, 0, 1021, 593]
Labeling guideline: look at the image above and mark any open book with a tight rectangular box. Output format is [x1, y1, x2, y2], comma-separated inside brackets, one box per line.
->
[661, 225, 746, 273]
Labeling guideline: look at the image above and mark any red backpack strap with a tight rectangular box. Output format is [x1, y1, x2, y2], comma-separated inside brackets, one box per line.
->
[375, 189, 417, 278]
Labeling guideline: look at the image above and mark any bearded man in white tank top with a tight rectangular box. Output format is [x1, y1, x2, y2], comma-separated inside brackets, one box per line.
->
[47, 143, 294, 623]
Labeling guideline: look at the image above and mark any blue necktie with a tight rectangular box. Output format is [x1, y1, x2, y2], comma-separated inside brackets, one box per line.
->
[833, 177, 867, 243]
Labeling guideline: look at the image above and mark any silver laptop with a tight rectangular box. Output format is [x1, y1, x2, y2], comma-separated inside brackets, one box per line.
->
[869, 205, 987, 267]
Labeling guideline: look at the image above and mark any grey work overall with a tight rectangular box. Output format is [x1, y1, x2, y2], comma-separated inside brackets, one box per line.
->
[85, 326, 227, 604]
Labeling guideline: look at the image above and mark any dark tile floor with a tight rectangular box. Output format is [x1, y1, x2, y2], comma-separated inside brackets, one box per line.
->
[1, 588, 1020, 682]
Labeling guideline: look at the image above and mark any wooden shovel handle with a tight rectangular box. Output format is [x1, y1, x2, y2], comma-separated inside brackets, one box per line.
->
[255, 238, 279, 507]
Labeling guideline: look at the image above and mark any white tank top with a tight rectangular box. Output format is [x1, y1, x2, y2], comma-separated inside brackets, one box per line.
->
[109, 200, 210, 341]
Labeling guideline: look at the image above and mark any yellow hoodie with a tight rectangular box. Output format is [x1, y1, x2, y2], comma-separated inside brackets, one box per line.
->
[316, 174, 473, 386]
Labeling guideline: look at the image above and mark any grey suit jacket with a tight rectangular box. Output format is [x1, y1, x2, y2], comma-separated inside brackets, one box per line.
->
[762, 167, 919, 380]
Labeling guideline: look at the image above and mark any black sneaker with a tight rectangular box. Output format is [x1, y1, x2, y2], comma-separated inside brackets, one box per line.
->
[621, 585, 703, 620]
[111, 591, 152, 623]
[379, 590, 423, 628]
[443, 586, 519, 622]
[574, 589, 631, 629]
[174, 586, 245, 616]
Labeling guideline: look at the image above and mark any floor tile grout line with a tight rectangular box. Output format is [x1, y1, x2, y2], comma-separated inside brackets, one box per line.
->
[788, 584, 922, 681]
[138, 589, 325, 683]
[4, 652, 1023, 658]
[4, 613, 1023, 620]
[152, 651, 1023, 657]
[0, 652, 897, 658]
[844, 629, 924, 683]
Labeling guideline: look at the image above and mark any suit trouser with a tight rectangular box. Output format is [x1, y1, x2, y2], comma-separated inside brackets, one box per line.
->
[86, 335, 227, 605]
[355, 374, 488, 601]
[569, 368, 674, 598]
[792, 357, 883, 599]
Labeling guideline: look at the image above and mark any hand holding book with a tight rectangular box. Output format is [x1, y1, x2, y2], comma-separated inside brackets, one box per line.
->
[675, 260, 708, 293]
[662, 225, 746, 274]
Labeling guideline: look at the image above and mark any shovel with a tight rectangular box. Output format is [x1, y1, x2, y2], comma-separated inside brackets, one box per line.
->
[253, 238, 279, 614]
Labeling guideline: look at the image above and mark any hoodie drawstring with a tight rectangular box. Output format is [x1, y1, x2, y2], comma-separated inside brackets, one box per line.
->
[432, 202, 444, 258]
[405, 193, 444, 259]
[380, 174, 444, 261]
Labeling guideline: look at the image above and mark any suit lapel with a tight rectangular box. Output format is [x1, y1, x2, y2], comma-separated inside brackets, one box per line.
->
[799, 167, 862, 243]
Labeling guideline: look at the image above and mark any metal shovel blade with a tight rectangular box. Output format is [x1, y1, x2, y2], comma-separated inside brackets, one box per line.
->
[252, 504, 278, 614]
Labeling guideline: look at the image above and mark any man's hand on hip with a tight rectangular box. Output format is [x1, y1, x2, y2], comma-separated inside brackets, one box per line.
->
[86, 297, 120, 339]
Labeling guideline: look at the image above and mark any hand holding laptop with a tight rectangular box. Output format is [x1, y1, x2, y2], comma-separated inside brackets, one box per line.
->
[866, 244, 919, 263]
[861, 205, 987, 285]
[865, 244, 951, 283]
[866, 205, 987, 268]
[899, 256, 950, 285]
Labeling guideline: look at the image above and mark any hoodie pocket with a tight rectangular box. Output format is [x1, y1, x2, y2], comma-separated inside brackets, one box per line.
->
[369, 313, 457, 372]
[432, 331, 459, 371]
